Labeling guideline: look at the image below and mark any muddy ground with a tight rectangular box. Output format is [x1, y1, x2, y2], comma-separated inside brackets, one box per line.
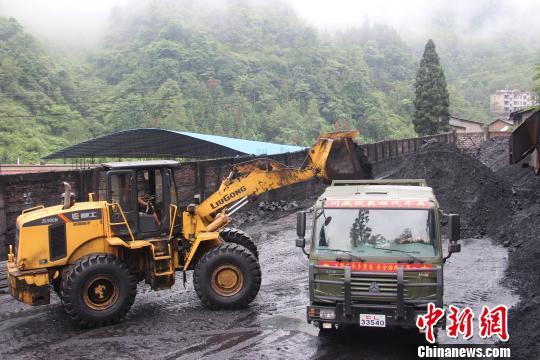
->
[0, 207, 516, 360]
[0, 137, 538, 359]
[475, 138, 540, 360]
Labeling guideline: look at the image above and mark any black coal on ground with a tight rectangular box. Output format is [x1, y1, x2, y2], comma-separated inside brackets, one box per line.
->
[383, 138, 539, 359]
[474, 137, 510, 172]
[384, 141, 512, 238]
[475, 137, 540, 359]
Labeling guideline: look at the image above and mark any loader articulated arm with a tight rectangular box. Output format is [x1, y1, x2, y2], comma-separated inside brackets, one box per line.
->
[196, 130, 370, 223]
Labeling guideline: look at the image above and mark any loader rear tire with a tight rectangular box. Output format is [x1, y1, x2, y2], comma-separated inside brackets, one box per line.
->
[220, 228, 259, 259]
[193, 243, 261, 310]
[60, 254, 137, 328]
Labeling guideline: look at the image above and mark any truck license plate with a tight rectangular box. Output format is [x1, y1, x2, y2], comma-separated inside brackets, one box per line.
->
[359, 314, 386, 327]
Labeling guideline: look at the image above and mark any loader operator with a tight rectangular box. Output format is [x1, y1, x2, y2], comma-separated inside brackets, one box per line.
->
[124, 180, 161, 227]
[137, 195, 160, 227]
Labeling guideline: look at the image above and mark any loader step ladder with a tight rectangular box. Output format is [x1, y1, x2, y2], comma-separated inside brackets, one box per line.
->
[149, 238, 175, 290]
[105, 203, 135, 242]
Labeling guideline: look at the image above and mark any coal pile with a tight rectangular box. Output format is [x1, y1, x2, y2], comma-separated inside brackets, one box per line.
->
[387, 141, 512, 238]
[230, 199, 309, 228]
[476, 137, 540, 359]
[257, 200, 300, 212]
[384, 139, 539, 358]
[477, 136, 540, 191]
[0, 261, 6, 292]
[475, 137, 511, 172]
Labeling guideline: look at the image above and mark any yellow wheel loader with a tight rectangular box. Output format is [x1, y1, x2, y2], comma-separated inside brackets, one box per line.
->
[6, 131, 371, 327]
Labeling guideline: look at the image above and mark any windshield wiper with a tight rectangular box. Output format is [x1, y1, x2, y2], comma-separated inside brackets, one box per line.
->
[368, 246, 424, 263]
[319, 249, 365, 262]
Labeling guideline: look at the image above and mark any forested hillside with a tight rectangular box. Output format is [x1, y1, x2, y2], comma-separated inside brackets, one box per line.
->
[428, 33, 537, 123]
[0, 17, 110, 162]
[90, 1, 416, 144]
[0, 0, 537, 162]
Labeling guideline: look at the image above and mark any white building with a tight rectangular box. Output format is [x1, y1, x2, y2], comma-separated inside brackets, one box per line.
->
[490, 89, 538, 115]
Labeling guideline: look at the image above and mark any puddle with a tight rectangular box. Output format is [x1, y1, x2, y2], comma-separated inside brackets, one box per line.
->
[439, 237, 519, 344]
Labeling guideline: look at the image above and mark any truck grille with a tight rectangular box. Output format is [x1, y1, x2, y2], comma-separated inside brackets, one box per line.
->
[350, 274, 400, 297]
[311, 265, 440, 304]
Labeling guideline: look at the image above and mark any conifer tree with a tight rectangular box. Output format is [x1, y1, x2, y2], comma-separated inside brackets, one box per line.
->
[413, 39, 450, 135]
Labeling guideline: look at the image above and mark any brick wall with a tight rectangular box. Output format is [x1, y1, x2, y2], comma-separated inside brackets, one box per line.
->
[0, 130, 481, 259]
[0, 170, 95, 259]
[455, 132, 485, 152]
[454, 131, 510, 153]
[0, 150, 324, 259]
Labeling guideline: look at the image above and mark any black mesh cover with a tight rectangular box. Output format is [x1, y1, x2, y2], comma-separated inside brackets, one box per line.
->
[49, 223, 67, 261]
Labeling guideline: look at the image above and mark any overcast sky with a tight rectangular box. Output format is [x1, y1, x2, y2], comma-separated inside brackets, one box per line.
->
[1, 0, 539, 46]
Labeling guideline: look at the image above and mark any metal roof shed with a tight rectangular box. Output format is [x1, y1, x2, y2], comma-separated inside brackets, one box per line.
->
[43, 128, 306, 160]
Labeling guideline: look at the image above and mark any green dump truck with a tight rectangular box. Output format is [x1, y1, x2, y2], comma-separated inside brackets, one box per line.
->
[296, 179, 461, 330]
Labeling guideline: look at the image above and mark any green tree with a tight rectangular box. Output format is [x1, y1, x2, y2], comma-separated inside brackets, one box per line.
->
[413, 39, 450, 136]
[349, 210, 372, 247]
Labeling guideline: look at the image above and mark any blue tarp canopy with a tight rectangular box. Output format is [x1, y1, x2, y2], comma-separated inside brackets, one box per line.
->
[43, 128, 306, 159]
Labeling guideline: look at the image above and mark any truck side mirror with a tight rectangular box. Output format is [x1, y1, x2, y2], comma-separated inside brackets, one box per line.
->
[448, 242, 461, 253]
[439, 210, 448, 226]
[444, 214, 461, 262]
[449, 214, 460, 243]
[296, 212, 306, 248]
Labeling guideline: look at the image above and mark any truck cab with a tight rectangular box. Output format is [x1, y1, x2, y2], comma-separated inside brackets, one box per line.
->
[296, 179, 461, 331]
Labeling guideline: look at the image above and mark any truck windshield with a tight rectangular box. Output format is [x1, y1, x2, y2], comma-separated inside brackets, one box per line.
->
[315, 208, 437, 258]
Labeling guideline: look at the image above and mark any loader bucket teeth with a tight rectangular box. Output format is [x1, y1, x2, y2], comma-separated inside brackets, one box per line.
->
[323, 137, 373, 183]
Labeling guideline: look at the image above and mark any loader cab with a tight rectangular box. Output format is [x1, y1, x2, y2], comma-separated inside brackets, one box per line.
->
[104, 160, 179, 239]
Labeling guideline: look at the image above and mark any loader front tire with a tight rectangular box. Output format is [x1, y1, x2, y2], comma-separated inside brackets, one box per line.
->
[220, 228, 259, 259]
[60, 254, 137, 328]
[194, 243, 261, 310]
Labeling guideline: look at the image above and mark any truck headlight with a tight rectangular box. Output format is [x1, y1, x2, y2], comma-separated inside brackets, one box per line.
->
[320, 309, 335, 320]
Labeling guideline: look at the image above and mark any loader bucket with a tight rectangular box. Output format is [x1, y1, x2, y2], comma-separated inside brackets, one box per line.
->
[323, 137, 373, 182]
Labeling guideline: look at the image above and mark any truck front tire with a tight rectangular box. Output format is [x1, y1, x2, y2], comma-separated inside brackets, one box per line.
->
[60, 254, 137, 327]
[193, 243, 261, 309]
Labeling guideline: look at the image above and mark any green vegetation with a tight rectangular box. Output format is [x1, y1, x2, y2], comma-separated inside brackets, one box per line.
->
[534, 64, 540, 96]
[413, 40, 449, 135]
[0, 18, 106, 162]
[0, 0, 537, 162]
[414, 33, 525, 131]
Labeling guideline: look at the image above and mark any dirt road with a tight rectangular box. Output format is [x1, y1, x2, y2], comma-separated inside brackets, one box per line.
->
[0, 208, 516, 360]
